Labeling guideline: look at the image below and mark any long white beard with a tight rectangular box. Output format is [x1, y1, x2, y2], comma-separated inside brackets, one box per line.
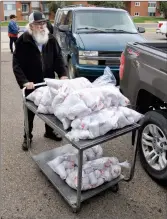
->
[26, 24, 49, 45]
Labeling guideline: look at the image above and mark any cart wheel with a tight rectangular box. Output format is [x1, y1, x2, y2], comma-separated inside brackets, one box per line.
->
[110, 183, 119, 193]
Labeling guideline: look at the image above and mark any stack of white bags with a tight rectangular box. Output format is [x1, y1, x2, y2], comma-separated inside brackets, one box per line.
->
[26, 67, 143, 140]
[47, 144, 130, 191]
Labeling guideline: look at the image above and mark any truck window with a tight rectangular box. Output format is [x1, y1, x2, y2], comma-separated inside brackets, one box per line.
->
[64, 11, 72, 28]
[59, 10, 69, 25]
[75, 10, 137, 33]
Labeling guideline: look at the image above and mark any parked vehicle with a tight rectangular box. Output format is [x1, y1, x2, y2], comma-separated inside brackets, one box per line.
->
[120, 42, 167, 184]
[53, 5, 146, 84]
[156, 21, 167, 38]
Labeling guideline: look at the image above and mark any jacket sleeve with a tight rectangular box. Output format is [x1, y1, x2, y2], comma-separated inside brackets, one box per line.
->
[13, 41, 29, 89]
[53, 38, 68, 78]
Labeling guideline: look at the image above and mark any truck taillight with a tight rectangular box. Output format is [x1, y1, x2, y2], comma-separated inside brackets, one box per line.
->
[119, 52, 125, 80]
[158, 23, 163, 28]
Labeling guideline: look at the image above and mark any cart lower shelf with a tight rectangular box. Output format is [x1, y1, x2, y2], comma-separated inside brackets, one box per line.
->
[32, 145, 124, 209]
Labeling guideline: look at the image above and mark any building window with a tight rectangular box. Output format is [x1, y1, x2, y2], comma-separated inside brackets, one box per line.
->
[148, 12, 156, 16]
[134, 12, 140, 16]
[43, 3, 49, 13]
[5, 16, 10, 21]
[148, 2, 156, 7]
[4, 4, 16, 11]
[22, 4, 29, 13]
[135, 2, 140, 6]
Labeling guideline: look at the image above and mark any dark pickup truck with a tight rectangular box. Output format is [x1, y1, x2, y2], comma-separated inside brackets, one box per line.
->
[120, 42, 167, 184]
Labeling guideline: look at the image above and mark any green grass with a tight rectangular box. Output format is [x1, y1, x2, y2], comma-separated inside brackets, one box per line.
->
[0, 21, 28, 26]
[133, 16, 165, 23]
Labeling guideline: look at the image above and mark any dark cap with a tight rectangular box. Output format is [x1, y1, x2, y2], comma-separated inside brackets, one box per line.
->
[29, 11, 47, 24]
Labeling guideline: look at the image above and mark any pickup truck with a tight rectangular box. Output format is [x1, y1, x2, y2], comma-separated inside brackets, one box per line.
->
[120, 42, 167, 184]
[156, 21, 167, 38]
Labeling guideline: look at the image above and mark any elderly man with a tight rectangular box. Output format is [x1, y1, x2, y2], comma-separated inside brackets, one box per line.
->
[13, 11, 68, 150]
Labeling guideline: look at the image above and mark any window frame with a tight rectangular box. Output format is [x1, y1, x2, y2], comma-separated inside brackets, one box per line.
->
[4, 4, 15, 11]
[148, 2, 156, 8]
[135, 2, 140, 7]
[134, 12, 140, 16]
[22, 3, 29, 13]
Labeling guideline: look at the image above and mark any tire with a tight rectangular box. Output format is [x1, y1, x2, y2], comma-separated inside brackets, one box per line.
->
[68, 58, 76, 79]
[138, 110, 167, 185]
[166, 33, 167, 38]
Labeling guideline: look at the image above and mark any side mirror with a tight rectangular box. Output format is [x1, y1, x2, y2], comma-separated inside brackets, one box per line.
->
[138, 27, 145, 33]
[58, 25, 71, 32]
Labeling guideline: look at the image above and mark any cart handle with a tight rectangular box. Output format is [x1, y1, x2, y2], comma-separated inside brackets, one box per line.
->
[22, 82, 46, 101]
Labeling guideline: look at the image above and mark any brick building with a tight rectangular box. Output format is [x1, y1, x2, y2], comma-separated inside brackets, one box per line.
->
[125, 1, 160, 17]
[0, 1, 161, 21]
[0, 1, 54, 21]
[0, 2, 4, 21]
[0, 1, 90, 21]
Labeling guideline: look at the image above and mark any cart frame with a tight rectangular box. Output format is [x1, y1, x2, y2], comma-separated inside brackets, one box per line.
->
[22, 83, 141, 212]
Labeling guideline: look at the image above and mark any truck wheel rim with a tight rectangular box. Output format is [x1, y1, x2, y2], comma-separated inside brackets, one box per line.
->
[142, 124, 167, 171]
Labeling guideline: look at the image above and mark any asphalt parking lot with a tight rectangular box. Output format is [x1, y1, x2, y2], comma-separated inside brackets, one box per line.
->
[1, 30, 167, 219]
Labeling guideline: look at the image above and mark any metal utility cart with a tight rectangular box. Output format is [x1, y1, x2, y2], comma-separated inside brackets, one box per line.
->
[22, 83, 141, 213]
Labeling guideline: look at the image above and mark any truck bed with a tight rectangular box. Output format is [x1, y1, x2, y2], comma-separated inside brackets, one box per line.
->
[120, 41, 167, 107]
[133, 42, 167, 54]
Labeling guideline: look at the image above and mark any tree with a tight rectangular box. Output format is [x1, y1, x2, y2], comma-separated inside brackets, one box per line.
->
[48, 1, 73, 14]
[158, 1, 167, 18]
[88, 1, 125, 9]
[48, 1, 125, 14]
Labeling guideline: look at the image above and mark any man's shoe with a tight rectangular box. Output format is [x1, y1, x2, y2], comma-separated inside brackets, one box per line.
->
[22, 138, 32, 151]
[44, 132, 62, 141]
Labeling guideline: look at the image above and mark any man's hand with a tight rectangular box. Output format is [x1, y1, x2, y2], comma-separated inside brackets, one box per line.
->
[60, 76, 68, 80]
[23, 82, 34, 89]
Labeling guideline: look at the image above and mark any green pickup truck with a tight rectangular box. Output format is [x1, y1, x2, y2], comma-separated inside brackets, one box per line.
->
[120, 42, 167, 185]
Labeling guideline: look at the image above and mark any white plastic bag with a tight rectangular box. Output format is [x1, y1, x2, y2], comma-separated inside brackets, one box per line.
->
[65, 156, 128, 191]
[45, 77, 93, 90]
[47, 144, 103, 175]
[66, 107, 143, 141]
[53, 86, 130, 129]
[45, 78, 67, 89]
[26, 86, 47, 106]
[37, 87, 54, 114]
[93, 66, 117, 87]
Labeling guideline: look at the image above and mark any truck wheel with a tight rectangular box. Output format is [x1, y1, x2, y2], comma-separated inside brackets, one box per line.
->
[68, 58, 76, 79]
[138, 110, 167, 184]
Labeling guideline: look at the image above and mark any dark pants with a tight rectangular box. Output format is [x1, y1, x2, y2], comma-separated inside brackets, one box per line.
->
[24, 89, 54, 140]
[9, 37, 17, 53]
[24, 109, 54, 139]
